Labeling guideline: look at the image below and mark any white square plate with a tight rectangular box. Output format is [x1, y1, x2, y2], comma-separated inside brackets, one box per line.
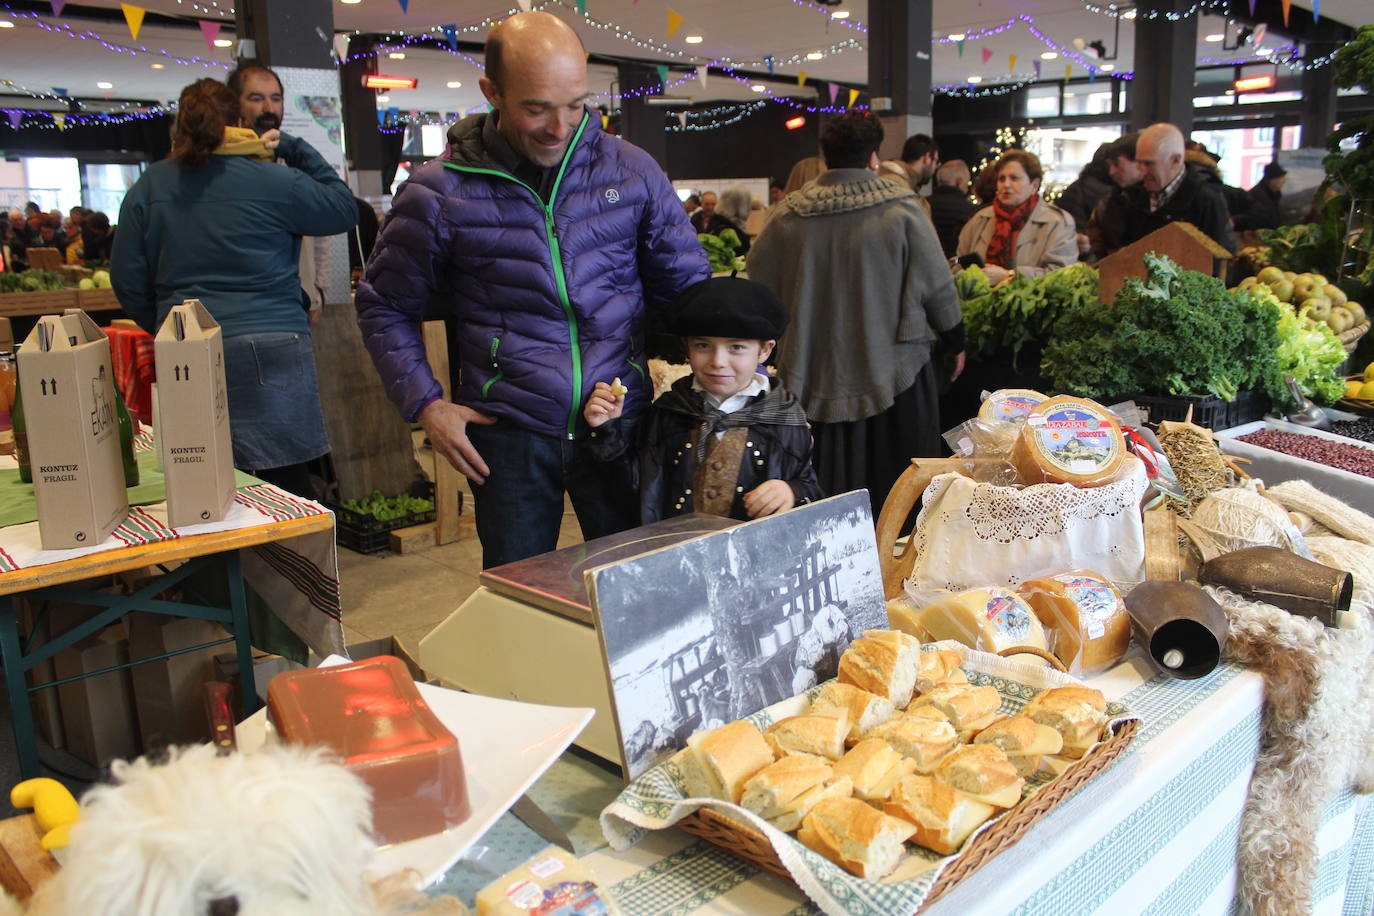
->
[235, 659, 593, 886]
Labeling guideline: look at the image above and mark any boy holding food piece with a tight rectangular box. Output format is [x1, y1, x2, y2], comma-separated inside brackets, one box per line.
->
[584, 277, 824, 522]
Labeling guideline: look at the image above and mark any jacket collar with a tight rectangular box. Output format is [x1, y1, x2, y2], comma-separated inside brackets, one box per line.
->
[445, 108, 596, 173]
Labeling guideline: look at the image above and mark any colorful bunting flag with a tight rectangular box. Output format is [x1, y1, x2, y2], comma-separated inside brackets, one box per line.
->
[957, 40, 964, 58]
[1254, 23, 1266, 47]
[378, 110, 388, 126]
[655, 65, 669, 88]
[396, 0, 409, 12]
[388, 107, 399, 124]
[49, 0, 65, 16]
[847, 88, 859, 108]
[1065, 64, 1072, 80]
[764, 55, 774, 75]
[52, 113, 65, 131]
[797, 70, 807, 87]
[6, 111, 22, 130]
[678, 112, 688, 128]
[120, 4, 145, 41]
[1280, 0, 1290, 24]
[698, 65, 708, 88]
[1313, 0, 1319, 21]
[441, 24, 458, 52]
[333, 33, 351, 61]
[1009, 54, 1017, 72]
[601, 113, 609, 129]
[516, 0, 531, 9]
[199, 20, 221, 53]
[574, 0, 586, 12]
[827, 83, 839, 105]
[52, 87, 68, 97]
[981, 47, 993, 65]
[667, 9, 683, 38]
[1034, 60, 1041, 79]
[1248, 0, 1256, 14]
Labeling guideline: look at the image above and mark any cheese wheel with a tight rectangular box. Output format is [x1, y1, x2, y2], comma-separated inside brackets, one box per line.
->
[886, 595, 927, 641]
[1018, 571, 1130, 676]
[1012, 395, 1126, 487]
[913, 586, 1049, 657]
[978, 388, 1048, 423]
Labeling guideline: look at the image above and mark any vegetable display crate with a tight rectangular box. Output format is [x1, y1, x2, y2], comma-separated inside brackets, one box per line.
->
[76, 288, 122, 312]
[0, 289, 79, 317]
[327, 482, 437, 555]
[1127, 389, 1270, 430]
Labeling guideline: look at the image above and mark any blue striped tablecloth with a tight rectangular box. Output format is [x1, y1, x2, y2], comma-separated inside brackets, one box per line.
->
[573, 649, 1374, 916]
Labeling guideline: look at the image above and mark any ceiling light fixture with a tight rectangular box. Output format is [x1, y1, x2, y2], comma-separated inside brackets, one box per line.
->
[213, 38, 232, 47]
[0, 20, 14, 27]
[1205, 33, 1224, 42]
[1041, 51, 1058, 60]
[967, 75, 982, 83]
[948, 32, 965, 41]
[807, 51, 824, 60]
[1100, 63, 1115, 71]
[684, 35, 703, 44]
[1122, 8, 1137, 18]
[151, 63, 165, 69]
[364, 75, 418, 89]
[831, 10, 850, 19]
[376, 95, 389, 103]
[645, 96, 693, 105]
[1235, 74, 1275, 91]
[97, 81, 113, 89]
[786, 115, 805, 130]
[446, 80, 463, 88]
[388, 51, 406, 59]
[750, 84, 767, 92]
[341, 0, 361, 4]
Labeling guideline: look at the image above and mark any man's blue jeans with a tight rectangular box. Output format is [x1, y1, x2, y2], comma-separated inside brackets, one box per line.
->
[466, 421, 638, 569]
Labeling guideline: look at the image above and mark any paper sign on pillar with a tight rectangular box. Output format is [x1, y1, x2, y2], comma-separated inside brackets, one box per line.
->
[18, 309, 129, 549]
[155, 300, 235, 528]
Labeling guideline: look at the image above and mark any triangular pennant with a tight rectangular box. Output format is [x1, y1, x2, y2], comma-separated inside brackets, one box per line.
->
[1009, 54, 1017, 72]
[377, 110, 387, 127]
[388, 107, 399, 124]
[1254, 23, 1266, 47]
[1065, 64, 1072, 81]
[120, 3, 145, 41]
[441, 24, 458, 52]
[1313, 0, 1319, 20]
[655, 65, 669, 88]
[50, 0, 66, 15]
[601, 113, 609, 129]
[827, 82, 839, 105]
[333, 33, 351, 62]
[667, 8, 683, 38]
[848, 88, 859, 108]
[52, 113, 65, 131]
[199, 20, 221, 53]
[764, 55, 774, 76]
[1280, 0, 1290, 24]
[797, 70, 807, 86]
[1088, 70, 1096, 83]
[1248, 0, 1256, 14]
[981, 47, 993, 65]
[516, 0, 531, 9]
[6, 111, 21, 130]
[698, 65, 708, 88]
[396, 0, 408, 12]
[957, 40, 964, 58]
[1034, 60, 1041, 79]
[574, 0, 586, 12]
[678, 112, 688, 128]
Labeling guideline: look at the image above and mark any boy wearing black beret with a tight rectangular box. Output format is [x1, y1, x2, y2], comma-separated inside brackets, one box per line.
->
[584, 277, 824, 523]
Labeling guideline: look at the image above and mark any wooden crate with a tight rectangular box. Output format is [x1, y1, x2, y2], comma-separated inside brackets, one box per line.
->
[76, 287, 122, 312]
[1097, 222, 1232, 304]
[0, 289, 78, 317]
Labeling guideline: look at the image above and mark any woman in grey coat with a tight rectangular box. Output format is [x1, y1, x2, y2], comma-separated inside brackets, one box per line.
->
[956, 149, 1078, 283]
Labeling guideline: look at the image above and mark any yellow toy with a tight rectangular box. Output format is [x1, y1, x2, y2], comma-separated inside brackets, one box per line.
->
[9, 778, 79, 851]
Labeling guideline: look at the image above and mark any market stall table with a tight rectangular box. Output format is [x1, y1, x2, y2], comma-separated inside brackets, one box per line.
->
[428, 649, 1374, 915]
[0, 461, 338, 779]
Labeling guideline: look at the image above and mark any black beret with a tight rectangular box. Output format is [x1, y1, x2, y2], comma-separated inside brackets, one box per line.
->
[1262, 162, 1287, 180]
[668, 277, 789, 340]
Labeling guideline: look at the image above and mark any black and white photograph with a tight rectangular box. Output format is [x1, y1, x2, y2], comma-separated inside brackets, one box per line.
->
[587, 491, 886, 778]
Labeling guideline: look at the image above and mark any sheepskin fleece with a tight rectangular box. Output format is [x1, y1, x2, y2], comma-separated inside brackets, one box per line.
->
[1206, 586, 1374, 916]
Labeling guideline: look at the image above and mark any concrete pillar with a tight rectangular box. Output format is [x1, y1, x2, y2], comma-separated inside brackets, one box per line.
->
[617, 63, 668, 168]
[1299, 20, 1341, 147]
[867, 0, 933, 161]
[1129, 0, 1198, 133]
[234, 0, 335, 69]
[339, 36, 386, 199]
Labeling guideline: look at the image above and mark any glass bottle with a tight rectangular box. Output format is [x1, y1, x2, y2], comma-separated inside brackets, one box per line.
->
[0, 346, 14, 456]
[13, 373, 28, 483]
[115, 388, 138, 488]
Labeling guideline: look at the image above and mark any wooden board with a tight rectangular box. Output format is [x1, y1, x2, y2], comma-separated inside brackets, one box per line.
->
[1144, 506, 1183, 582]
[1096, 222, 1231, 304]
[0, 814, 59, 901]
[422, 320, 463, 547]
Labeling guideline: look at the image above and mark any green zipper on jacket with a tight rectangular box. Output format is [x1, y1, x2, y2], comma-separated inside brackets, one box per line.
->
[442, 112, 591, 439]
[482, 336, 503, 399]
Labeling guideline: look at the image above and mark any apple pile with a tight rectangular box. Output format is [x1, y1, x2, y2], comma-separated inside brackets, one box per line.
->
[1235, 267, 1366, 334]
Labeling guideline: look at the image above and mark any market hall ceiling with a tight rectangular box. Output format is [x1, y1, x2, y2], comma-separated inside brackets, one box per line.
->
[0, 0, 1365, 114]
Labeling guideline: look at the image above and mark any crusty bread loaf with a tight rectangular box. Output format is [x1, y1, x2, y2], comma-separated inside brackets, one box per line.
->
[862, 628, 921, 651]
[682, 720, 775, 803]
[972, 715, 1063, 777]
[884, 774, 997, 856]
[1022, 686, 1108, 758]
[809, 682, 896, 742]
[915, 650, 966, 695]
[831, 738, 916, 803]
[933, 745, 1024, 808]
[908, 684, 1001, 738]
[740, 756, 853, 830]
[770, 774, 855, 832]
[797, 796, 916, 880]
[765, 712, 850, 760]
[865, 716, 959, 774]
[838, 635, 920, 707]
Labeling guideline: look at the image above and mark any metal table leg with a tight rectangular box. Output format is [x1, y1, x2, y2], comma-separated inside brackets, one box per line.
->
[0, 597, 40, 779]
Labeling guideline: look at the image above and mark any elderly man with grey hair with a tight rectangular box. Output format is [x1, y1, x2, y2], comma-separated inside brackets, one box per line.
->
[1115, 122, 1234, 253]
[928, 159, 977, 257]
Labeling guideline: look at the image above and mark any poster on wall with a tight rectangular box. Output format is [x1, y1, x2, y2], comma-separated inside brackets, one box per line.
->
[276, 66, 350, 305]
[586, 491, 886, 778]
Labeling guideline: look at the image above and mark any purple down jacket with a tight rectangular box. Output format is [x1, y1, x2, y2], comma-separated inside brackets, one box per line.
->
[355, 110, 709, 439]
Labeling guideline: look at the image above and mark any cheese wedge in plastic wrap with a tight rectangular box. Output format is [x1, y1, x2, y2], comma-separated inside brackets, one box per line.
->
[477, 846, 623, 916]
[905, 587, 1049, 659]
[1011, 395, 1126, 487]
[1018, 571, 1131, 676]
[977, 388, 1047, 422]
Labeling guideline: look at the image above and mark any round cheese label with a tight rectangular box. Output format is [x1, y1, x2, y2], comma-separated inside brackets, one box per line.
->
[1053, 574, 1118, 639]
[1026, 405, 1122, 475]
[981, 388, 1047, 422]
[983, 589, 1034, 642]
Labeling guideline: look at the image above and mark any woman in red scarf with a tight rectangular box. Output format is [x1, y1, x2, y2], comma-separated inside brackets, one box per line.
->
[954, 149, 1077, 284]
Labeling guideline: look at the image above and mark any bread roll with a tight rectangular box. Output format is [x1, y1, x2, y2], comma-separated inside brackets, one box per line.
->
[838, 634, 920, 707]
[831, 738, 916, 803]
[908, 684, 1001, 738]
[740, 756, 853, 831]
[797, 796, 916, 880]
[1018, 571, 1130, 675]
[972, 715, 1064, 777]
[809, 682, 896, 743]
[765, 712, 850, 760]
[933, 745, 1024, 808]
[682, 720, 775, 804]
[884, 774, 997, 856]
[915, 649, 966, 695]
[1022, 686, 1107, 758]
[865, 716, 959, 774]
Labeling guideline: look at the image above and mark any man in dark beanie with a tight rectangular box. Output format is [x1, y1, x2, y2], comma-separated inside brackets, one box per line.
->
[583, 276, 823, 522]
[1246, 161, 1287, 230]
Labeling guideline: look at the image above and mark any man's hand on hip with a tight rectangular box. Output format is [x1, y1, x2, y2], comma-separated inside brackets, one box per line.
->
[418, 400, 497, 484]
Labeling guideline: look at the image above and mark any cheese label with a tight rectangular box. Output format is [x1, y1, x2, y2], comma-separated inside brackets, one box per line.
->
[505, 881, 545, 908]
[983, 389, 1047, 421]
[1026, 406, 1122, 475]
[1052, 574, 1118, 639]
[529, 856, 567, 879]
[984, 590, 1034, 642]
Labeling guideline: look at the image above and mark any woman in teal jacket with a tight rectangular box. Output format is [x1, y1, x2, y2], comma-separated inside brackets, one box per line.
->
[112, 78, 357, 495]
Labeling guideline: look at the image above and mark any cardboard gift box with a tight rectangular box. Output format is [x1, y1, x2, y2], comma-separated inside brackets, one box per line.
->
[18, 309, 128, 549]
[154, 300, 235, 528]
[53, 624, 140, 767]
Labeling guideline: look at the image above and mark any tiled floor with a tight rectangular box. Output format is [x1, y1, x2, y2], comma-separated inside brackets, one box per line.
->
[336, 436, 587, 654]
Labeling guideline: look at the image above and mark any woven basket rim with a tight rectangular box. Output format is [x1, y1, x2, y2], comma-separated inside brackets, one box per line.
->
[678, 717, 1139, 914]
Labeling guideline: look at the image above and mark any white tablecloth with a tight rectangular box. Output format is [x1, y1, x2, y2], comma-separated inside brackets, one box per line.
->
[581, 649, 1374, 915]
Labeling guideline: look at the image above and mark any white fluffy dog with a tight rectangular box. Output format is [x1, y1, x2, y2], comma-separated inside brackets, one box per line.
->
[2, 744, 463, 916]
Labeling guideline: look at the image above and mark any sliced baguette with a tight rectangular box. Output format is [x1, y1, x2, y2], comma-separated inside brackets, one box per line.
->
[865, 716, 959, 774]
[765, 712, 850, 760]
[797, 796, 916, 880]
[831, 737, 916, 803]
[682, 720, 775, 803]
[884, 774, 997, 856]
[933, 745, 1025, 809]
[810, 682, 896, 742]
[838, 635, 920, 707]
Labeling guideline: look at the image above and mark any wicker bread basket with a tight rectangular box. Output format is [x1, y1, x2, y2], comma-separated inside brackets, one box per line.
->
[677, 646, 1139, 913]
[1338, 374, 1374, 417]
[1339, 320, 1370, 354]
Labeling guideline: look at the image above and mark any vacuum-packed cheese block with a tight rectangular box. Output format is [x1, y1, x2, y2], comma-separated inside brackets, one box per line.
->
[911, 587, 1048, 656]
[1012, 396, 1126, 487]
[978, 388, 1048, 422]
[1019, 571, 1131, 676]
[477, 846, 623, 916]
[268, 655, 470, 846]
